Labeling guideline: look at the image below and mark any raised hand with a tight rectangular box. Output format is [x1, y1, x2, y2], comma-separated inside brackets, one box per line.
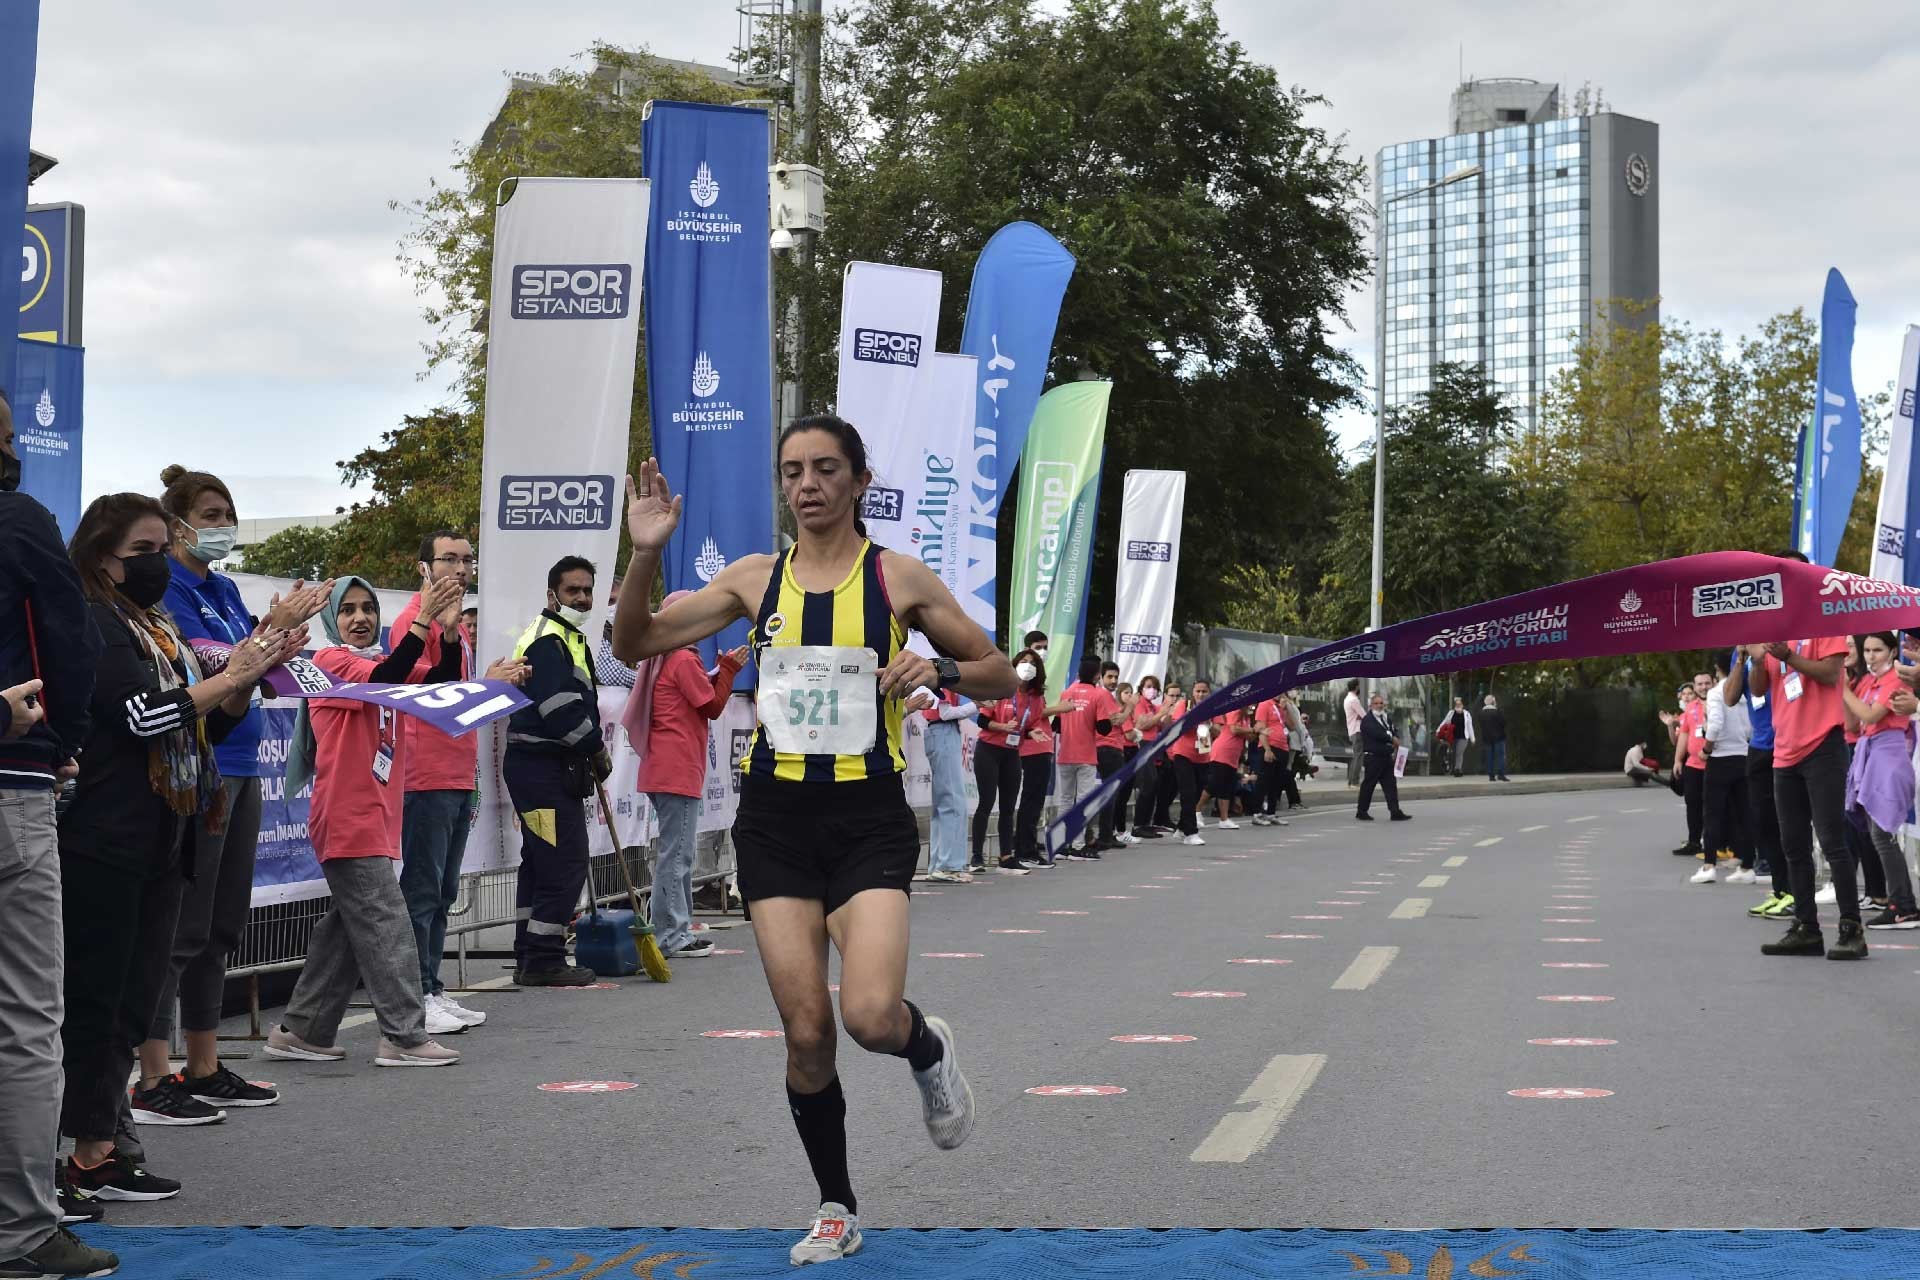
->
[268, 579, 336, 630]
[485, 657, 530, 686]
[625, 460, 684, 552]
[423, 573, 466, 623]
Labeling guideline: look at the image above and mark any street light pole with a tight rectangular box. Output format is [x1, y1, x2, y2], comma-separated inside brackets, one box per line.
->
[1369, 163, 1483, 637]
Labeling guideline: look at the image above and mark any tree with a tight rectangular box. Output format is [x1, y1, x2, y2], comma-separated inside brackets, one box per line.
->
[793, 0, 1371, 629]
[240, 524, 341, 582]
[1311, 362, 1571, 638]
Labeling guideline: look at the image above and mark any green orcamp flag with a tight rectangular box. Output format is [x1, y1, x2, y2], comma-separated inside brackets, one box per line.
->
[1008, 381, 1111, 700]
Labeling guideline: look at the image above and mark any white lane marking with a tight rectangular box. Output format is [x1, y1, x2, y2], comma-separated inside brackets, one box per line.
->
[339, 974, 513, 1032]
[1332, 946, 1398, 991]
[1477, 836, 1506, 846]
[1418, 874, 1449, 888]
[1517, 826, 1546, 834]
[1389, 897, 1431, 919]
[1567, 815, 1597, 824]
[1622, 807, 1647, 813]
[1189, 1053, 1329, 1163]
[1442, 856, 1467, 868]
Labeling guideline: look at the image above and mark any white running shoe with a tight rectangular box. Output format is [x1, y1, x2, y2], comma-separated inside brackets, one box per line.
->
[925, 869, 959, 883]
[1689, 865, 1717, 885]
[1273, 817, 1290, 826]
[1216, 819, 1240, 831]
[911, 1015, 975, 1150]
[1813, 883, 1839, 906]
[422, 996, 468, 1037]
[1182, 834, 1206, 847]
[1115, 832, 1139, 846]
[264, 1025, 345, 1062]
[1195, 815, 1208, 829]
[790, 1204, 862, 1265]
[427, 992, 487, 1028]
[1723, 868, 1755, 886]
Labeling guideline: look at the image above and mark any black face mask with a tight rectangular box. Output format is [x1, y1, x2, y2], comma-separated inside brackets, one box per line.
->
[117, 551, 173, 609]
[0, 451, 19, 493]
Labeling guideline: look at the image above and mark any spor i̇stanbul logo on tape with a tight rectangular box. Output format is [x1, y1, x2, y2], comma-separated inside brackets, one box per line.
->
[1125, 540, 1172, 562]
[1690, 573, 1782, 618]
[510, 265, 631, 319]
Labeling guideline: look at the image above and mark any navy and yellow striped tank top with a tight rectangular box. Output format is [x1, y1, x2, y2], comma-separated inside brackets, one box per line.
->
[746, 540, 908, 782]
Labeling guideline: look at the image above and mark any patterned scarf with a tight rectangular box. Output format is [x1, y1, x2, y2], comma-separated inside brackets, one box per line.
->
[131, 609, 228, 829]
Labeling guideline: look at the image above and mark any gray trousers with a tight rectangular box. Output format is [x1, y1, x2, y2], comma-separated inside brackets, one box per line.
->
[1865, 817, 1918, 915]
[283, 857, 427, 1050]
[152, 775, 262, 1039]
[1452, 738, 1469, 774]
[0, 790, 62, 1258]
[647, 793, 700, 954]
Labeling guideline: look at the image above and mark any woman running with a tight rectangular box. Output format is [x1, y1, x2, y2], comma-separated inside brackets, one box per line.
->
[609, 415, 1014, 1266]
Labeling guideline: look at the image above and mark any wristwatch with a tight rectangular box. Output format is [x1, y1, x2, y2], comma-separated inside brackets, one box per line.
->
[930, 656, 961, 689]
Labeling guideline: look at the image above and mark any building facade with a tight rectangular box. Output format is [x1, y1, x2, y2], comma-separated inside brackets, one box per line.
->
[1376, 80, 1659, 435]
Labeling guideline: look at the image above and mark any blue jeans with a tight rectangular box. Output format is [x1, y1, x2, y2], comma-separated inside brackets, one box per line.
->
[399, 789, 473, 996]
[923, 721, 968, 872]
[648, 792, 700, 953]
[1486, 741, 1508, 779]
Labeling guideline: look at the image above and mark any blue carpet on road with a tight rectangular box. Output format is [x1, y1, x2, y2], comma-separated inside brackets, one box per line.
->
[78, 1225, 1920, 1278]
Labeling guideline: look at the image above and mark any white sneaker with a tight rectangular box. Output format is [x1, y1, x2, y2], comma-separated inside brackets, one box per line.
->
[911, 1014, 975, 1150]
[374, 1037, 461, 1068]
[1724, 868, 1755, 886]
[422, 995, 469, 1037]
[1689, 865, 1717, 885]
[925, 869, 959, 883]
[1195, 815, 1208, 828]
[790, 1204, 862, 1265]
[1116, 832, 1139, 846]
[1216, 819, 1240, 831]
[1813, 883, 1839, 906]
[428, 992, 487, 1028]
[1273, 817, 1290, 826]
[264, 1025, 345, 1062]
[1182, 834, 1206, 847]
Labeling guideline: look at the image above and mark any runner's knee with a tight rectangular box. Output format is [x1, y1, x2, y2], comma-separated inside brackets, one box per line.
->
[839, 997, 904, 1053]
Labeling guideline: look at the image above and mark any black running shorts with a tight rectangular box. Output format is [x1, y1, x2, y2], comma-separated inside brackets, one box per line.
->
[1208, 762, 1241, 799]
[732, 773, 919, 914]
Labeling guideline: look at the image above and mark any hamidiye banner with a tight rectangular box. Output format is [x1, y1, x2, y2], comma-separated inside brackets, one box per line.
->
[1869, 325, 1920, 586]
[957, 222, 1077, 639]
[1046, 552, 1920, 854]
[10, 339, 82, 536]
[0, 0, 39, 409]
[1008, 381, 1111, 700]
[1796, 268, 1863, 566]
[477, 176, 649, 872]
[1112, 470, 1186, 687]
[643, 101, 774, 677]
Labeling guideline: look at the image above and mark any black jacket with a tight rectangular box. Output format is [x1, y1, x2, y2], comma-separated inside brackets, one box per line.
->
[1359, 709, 1397, 757]
[1480, 707, 1508, 744]
[0, 492, 102, 788]
[505, 611, 604, 759]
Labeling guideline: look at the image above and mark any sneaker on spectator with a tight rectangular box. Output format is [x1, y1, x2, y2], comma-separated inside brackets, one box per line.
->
[265, 1025, 346, 1062]
[925, 869, 960, 882]
[55, 1162, 104, 1226]
[129, 1076, 225, 1127]
[1812, 883, 1839, 906]
[1759, 893, 1796, 919]
[512, 964, 597, 987]
[1689, 865, 1717, 885]
[374, 1037, 461, 1067]
[1723, 868, 1756, 885]
[995, 859, 1031, 876]
[673, 937, 716, 958]
[65, 1150, 179, 1202]
[0, 1225, 118, 1277]
[431, 994, 487, 1027]
[1182, 834, 1206, 847]
[182, 1064, 279, 1109]
[422, 996, 470, 1037]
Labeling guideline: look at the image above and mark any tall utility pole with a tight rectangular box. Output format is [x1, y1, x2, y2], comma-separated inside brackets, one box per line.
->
[786, 0, 822, 423]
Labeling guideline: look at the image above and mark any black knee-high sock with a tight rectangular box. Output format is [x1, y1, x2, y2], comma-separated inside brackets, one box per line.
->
[788, 1076, 856, 1214]
[890, 999, 944, 1072]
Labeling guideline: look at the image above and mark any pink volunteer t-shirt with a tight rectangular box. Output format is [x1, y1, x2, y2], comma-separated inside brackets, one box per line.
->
[1056, 681, 1106, 765]
[308, 646, 405, 863]
[1682, 699, 1708, 770]
[1857, 667, 1912, 739]
[1166, 700, 1205, 763]
[1015, 690, 1055, 758]
[1767, 636, 1848, 768]
[979, 698, 1020, 750]
[1096, 687, 1126, 751]
[636, 649, 741, 799]
[1255, 700, 1288, 753]
[388, 595, 477, 793]
[1133, 695, 1163, 743]
[1208, 715, 1248, 768]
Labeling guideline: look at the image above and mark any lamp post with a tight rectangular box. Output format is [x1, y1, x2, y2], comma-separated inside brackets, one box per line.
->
[1370, 163, 1483, 637]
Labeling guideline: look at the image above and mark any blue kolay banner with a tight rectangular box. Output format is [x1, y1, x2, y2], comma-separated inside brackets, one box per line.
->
[1, 0, 42, 408]
[1798, 268, 1862, 566]
[958, 222, 1075, 639]
[11, 339, 81, 536]
[642, 101, 772, 678]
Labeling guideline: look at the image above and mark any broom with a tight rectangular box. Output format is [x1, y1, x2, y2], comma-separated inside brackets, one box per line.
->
[595, 783, 672, 984]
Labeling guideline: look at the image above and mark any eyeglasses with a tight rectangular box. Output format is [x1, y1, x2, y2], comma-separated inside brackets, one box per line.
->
[432, 555, 477, 568]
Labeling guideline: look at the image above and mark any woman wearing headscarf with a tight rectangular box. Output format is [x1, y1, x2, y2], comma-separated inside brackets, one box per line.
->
[266, 574, 479, 1069]
[58, 494, 298, 1204]
[622, 590, 745, 959]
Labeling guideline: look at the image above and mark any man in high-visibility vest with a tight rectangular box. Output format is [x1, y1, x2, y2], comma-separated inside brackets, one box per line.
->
[503, 555, 609, 987]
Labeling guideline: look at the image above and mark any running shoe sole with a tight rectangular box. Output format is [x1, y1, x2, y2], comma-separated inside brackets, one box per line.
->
[185, 1092, 277, 1109]
[87, 1181, 179, 1202]
[264, 1043, 342, 1063]
[374, 1054, 460, 1068]
[129, 1106, 224, 1127]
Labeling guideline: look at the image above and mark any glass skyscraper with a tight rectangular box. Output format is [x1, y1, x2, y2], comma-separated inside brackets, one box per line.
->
[1376, 81, 1659, 435]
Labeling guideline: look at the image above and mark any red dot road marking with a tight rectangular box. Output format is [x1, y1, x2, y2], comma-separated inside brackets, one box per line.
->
[1508, 1087, 1613, 1099]
[1173, 990, 1246, 998]
[1131, 885, 1171, 890]
[990, 929, 1045, 934]
[1542, 962, 1610, 968]
[1538, 995, 1615, 1003]
[1293, 915, 1342, 920]
[1553, 894, 1596, 899]
[920, 952, 984, 958]
[1345, 890, 1380, 895]
[1180, 867, 1208, 871]
[1265, 933, 1324, 940]
[1093, 895, 1138, 900]
[1110, 1034, 1197, 1044]
[702, 1029, 785, 1039]
[1541, 938, 1603, 943]
[1155, 876, 1189, 881]
[1876, 943, 1919, 950]
[1354, 881, 1390, 885]
[828, 984, 840, 992]
[1038, 910, 1089, 916]
[1026, 1085, 1127, 1096]
[538, 1080, 638, 1093]
[1222, 854, 1253, 859]
[1529, 1038, 1618, 1046]
[1542, 918, 1595, 924]
[1229, 958, 1293, 965]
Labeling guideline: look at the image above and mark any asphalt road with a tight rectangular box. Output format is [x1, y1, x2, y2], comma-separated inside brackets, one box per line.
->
[109, 788, 1920, 1231]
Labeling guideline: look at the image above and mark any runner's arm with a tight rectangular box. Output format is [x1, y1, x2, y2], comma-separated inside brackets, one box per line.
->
[609, 548, 759, 662]
[876, 552, 1015, 701]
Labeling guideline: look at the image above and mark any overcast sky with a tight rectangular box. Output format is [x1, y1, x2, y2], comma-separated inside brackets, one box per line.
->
[25, 0, 1920, 517]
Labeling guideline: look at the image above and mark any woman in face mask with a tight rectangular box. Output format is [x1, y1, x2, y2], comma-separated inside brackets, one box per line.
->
[135, 466, 335, 1124]
[57, 493, 300, 1204]
[1008, 649, 1076, 868]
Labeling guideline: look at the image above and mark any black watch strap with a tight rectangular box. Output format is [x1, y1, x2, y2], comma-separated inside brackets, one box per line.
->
[932, 656, 961, 689]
